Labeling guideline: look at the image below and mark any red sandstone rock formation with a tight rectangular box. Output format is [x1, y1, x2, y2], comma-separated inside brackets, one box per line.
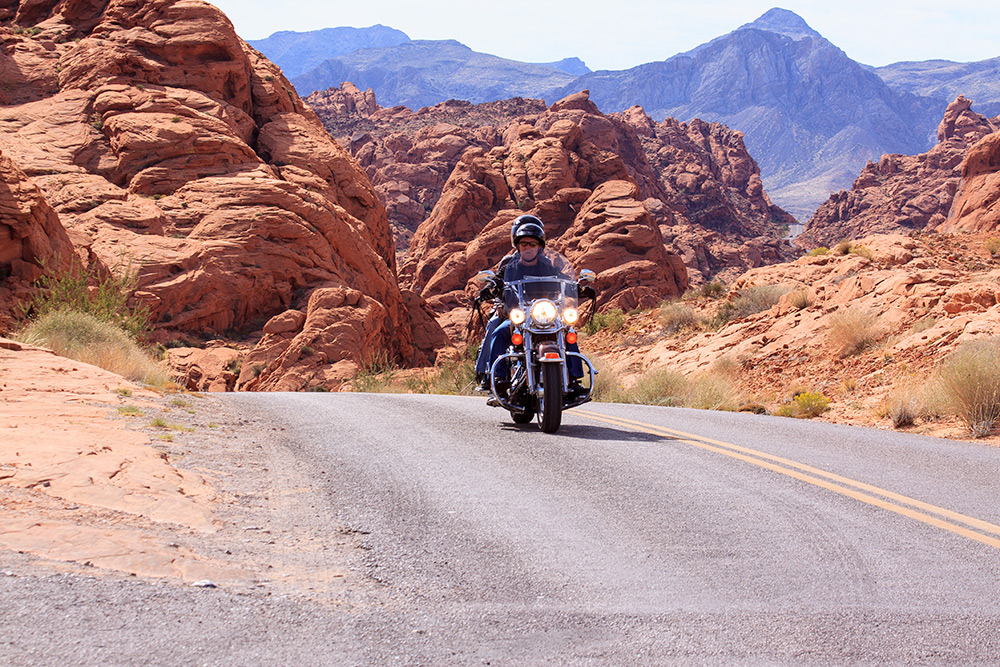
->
[0, 0, 446, 388]
[617, 108, 799, 284]
[396, 92, 689, 340]
[308, 85, 796, 288]
[0, 148, 77, 330]
[799, 96, 1000, 247]
[943, 127, 1000, 234]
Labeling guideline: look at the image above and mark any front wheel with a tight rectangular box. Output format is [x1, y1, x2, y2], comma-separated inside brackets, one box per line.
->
[538, 363, 564, 433]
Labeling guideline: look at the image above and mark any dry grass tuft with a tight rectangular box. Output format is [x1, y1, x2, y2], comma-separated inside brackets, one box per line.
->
[826, 307, 884, 357]
[17, 310, 169, 385]
[930, 338, 1000, 438]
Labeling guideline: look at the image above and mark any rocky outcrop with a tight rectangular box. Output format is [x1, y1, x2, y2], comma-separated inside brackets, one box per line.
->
[309, 85, 795, 289]
[617, 108, 799, 284]
[397, 92, 689, 340]
[0, 0, 446, 388]
[306, 86, 548, 250]
[800, 97, 1000, 247]
[942, 128, 1000, 234]
[0, 147, 77, 329]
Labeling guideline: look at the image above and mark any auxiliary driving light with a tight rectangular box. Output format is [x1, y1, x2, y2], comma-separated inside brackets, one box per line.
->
[509, 308, 526, 325]
[530, 300, 557, 325]
[563, 307, 579, 325]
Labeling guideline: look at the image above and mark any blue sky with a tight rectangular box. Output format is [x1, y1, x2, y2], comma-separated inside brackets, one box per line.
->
[207, 1, 999, 72]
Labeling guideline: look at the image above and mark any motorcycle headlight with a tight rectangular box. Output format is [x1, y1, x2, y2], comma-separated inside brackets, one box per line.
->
[509, 308, 526, 325]
[530, 300, 557, 326]
[563, 307, 579, 326]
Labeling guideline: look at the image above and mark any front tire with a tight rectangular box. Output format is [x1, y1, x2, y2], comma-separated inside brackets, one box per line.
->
[538, 363, 564, 433]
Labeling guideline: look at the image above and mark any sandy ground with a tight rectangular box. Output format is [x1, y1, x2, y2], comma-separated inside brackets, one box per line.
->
[0, 338, 361, 596]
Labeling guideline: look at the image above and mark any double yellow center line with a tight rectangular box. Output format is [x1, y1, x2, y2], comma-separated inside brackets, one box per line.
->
[576, 409, 1000, 550]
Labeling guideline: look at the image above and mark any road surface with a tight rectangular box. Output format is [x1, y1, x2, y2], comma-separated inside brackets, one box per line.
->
[4, 393, 1000, 664]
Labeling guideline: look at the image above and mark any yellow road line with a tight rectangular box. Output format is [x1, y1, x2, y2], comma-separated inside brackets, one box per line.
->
[576, 409, 1000, 551]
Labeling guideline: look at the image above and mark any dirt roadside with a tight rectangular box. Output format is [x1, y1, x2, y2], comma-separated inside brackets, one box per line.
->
[0, 338, 366, 600]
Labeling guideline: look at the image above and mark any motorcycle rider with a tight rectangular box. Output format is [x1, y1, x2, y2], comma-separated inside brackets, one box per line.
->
[473, 215, 542, 386]
[481, 216, 586, 398]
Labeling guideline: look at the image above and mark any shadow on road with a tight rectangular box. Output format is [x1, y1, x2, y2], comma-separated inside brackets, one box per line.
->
[499, 422, 667, 442]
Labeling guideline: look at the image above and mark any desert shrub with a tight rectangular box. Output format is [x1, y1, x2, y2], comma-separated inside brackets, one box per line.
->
[623, 368, 689, 406]
[849, 244, 873, 260]
[587, 355, 629, 403]
[687, 373, 743, 411]
[787, 289, 814, 310]
[16, 310, 168, 385]
[584, 308, 626, 335]
[695, 282, 727, 299]
[352, 350, 398, 393]
[826, 307, 883, 357]
[932, 338, 1000, 437]
[424, 353, 477, 395]
[657, 302, 698, 334]
[714, 284, 789, 327]
[833, 240, 853, 255]
[881, 382, 925, 429]
[19, 258, 151, 342]
[778, 391, 831, 418]
[808, 247, 830, 256]
[984, 237, 1000, 257]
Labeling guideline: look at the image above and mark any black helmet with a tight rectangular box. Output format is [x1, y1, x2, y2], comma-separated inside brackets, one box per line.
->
[511, 214, 545, 248]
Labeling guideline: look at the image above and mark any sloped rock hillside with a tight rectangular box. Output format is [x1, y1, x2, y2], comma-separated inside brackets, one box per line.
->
[0, 0, 446, 390]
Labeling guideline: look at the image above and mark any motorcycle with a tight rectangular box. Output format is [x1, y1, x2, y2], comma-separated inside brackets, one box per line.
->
[472, 249, 597, 433]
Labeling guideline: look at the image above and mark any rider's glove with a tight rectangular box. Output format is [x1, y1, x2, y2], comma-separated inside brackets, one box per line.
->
[477, 285, 495, 303]
[578, 284, 596, 300]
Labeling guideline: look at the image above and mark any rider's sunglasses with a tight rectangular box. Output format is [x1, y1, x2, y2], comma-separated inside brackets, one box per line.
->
[517, 240, 540, 248]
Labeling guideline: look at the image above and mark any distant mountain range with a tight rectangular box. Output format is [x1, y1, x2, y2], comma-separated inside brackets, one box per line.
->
[250, 9, 1000, 221]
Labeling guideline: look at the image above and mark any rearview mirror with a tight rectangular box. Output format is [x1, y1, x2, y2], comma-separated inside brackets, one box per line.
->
[578, 269, 596, 283]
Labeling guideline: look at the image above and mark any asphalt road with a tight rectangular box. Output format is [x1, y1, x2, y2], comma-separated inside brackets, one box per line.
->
[5, 393, 1000, 665]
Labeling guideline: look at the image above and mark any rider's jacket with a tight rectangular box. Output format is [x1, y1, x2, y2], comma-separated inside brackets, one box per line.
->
[502, 252, 573, 311]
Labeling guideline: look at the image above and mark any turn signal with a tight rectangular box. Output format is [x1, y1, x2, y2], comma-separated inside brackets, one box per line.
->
[566, 331, 578, 345]
[511, 331, 524, 346]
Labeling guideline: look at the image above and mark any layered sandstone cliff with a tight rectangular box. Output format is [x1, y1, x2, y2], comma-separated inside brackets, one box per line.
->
[0, 0, 446, 389]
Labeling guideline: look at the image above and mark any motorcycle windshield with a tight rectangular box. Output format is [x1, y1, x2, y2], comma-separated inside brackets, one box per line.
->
[503, 248, 579, 314]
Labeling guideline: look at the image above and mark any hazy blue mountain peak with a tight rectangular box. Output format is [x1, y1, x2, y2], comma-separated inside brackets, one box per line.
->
[740, 8, 822, 40]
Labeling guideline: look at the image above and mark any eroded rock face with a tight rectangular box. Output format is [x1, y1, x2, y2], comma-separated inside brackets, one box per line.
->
[0, 0, 445, 388]
[0, 147, 76, 330]
[617, 109, 799, 284]
[397, 92, 690, 341]
[306, 86, 548, 251]
[800, 97, 1000, 247]
[307, 84, 795, 289]
[944, 128, 1000, 234]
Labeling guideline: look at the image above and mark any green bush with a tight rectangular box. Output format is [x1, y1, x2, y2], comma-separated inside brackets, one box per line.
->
[19, 258, 151, 342]
[808, 247, 830, 256]
[584, 308, 626, 335]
